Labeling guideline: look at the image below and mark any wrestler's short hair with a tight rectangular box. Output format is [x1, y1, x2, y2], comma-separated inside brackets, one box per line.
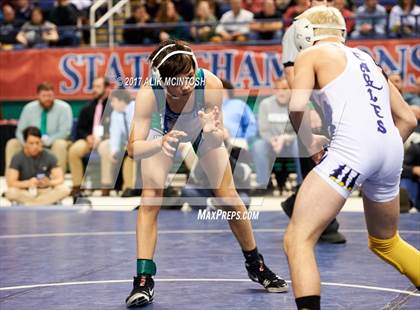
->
[149, 40, 197, 80]
[297, 5, 346, 40]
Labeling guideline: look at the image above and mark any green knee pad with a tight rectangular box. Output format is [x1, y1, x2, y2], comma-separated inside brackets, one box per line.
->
[137, 259, 157, 276]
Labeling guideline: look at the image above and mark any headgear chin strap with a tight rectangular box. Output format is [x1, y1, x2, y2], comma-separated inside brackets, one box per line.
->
[294, 17, 346, 51]
[150, 44, 198, 87]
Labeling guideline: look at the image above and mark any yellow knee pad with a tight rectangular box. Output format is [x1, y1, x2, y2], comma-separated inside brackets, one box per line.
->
[368, 232, 420, 287]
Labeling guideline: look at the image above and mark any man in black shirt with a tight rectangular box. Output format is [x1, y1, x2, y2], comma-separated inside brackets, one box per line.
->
[0, 4, 24, 48]
[123, 5, 158, 45]
[5, 126, 70, 205]
[173, 0, 194, 22]
[14, 0, 33, 21]
[48, 0, 80, 46]
[249, 0, 283, 41]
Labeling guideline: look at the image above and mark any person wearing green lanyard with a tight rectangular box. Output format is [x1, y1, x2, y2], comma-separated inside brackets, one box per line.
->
[5, 82, 73, 172]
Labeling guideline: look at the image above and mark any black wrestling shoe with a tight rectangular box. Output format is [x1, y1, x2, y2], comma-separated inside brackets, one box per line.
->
[319, 230, 347, 244]
[245, 254, 288, 293]
[126, 276, 154, 308]
[319, 219, 346, 244]
[72, 192, 92, 206]
[282, 195, 346, 244]
[281, 193, 296, 218]
[121, 188, 142, 197]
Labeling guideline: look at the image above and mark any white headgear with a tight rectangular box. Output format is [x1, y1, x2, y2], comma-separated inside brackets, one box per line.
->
[150, 44, 198, 86]
[294, 17, 346, 51]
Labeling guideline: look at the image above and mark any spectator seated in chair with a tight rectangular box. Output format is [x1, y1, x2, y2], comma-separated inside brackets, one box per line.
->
[213, 0, 254, 42]
[401, 141, 420, 210]
[221, 79, 257, 149]
[0, 4, 25, 50]
[16, 7, 58, 48]
[5, 82, 72, 173]
[351, 0, 387, 39]
[5, 126, 70, 206]
[249, 0, 283, 41]
[251, 77, 301, 195]
[389, 0, 420, 37]
[123, 5, 158, 45]
[190, 0, 218, 43]
[48, 0, 81, 47]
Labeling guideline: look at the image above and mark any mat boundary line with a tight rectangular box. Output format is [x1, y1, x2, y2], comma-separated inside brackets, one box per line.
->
[0, 279, 419, 297]
[0, 229, 419, 239]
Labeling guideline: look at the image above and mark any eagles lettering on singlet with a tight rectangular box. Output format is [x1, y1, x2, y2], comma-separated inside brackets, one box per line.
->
[352, 51, 387, 134]
[310, 44, 396, 167]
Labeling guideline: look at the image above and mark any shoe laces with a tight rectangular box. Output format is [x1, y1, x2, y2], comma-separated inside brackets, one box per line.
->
[259, 264, 279, 282]
[135, 275, 150, 287]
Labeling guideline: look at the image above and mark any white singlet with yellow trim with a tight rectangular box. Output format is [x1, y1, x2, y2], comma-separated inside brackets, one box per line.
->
[312, 43, 403, 202]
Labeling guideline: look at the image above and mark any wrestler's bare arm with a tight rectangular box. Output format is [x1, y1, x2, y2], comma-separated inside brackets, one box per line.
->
[200, 69, 225, 144]
[388, 80, 417, 142]
[289, 50, 316, 149]
[130, 86, 162, 159]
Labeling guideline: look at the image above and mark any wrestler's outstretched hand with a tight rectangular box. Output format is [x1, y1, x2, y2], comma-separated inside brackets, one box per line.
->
[198, 106, 221, 133]
[310, 134, 329, 164]
[161, 130, 187, 157]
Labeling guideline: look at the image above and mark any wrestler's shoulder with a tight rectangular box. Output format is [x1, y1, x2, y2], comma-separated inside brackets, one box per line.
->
[202, 69, 223, 89]
[296, 44, 340, 63]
